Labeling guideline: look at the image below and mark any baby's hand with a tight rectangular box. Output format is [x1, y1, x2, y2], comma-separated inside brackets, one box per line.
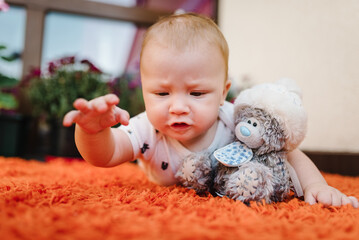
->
[63, 94, 130, 134]
[304, 182, 358, 208]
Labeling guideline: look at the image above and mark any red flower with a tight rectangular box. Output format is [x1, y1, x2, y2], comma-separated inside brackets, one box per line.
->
[48, 62, 57, 75]
[80, 59, 102, 74]
[59, 56, 75, 65]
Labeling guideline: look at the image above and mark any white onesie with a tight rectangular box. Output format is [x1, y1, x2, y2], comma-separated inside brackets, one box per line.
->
[119, 101, 235, 186]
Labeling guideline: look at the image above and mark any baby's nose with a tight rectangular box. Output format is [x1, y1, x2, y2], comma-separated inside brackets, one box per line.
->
[169, 97, 189, 114]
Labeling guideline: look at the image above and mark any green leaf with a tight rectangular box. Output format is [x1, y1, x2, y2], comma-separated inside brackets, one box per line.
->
[0, 74, 18, 88]
[1, 55, 17, 62]
[0, 92, 18, 110]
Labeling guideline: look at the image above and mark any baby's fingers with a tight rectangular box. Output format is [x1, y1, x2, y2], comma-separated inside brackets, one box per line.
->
[104, 94, 120, 105]
[92, 94, 119, 113]
[347, 196, 359, 208]
[73, 98, 92, 113]
[317, 191, 341, 206]
[63, 110, 81, 127]
[114, 107, 130, 125]
[304, 192, 317, 205]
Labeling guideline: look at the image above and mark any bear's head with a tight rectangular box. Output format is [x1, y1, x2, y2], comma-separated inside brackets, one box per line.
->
[234, 79, 307, 154]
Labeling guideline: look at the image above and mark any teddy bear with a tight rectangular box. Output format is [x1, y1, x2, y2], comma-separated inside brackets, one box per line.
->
[175, 79, 307, 204]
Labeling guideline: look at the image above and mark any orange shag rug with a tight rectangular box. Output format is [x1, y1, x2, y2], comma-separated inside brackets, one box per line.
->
[1, 156, 359, 240]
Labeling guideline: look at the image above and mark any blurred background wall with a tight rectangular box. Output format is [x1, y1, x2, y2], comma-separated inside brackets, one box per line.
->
[219, 0, 359, 154]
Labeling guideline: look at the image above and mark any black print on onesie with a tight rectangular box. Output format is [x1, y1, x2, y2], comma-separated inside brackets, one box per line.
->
[161, 162, 168, 170]
[140, 143, 149, 154]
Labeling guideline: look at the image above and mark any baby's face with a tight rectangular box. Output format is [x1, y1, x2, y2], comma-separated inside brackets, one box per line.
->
[140, 41, 230, 150]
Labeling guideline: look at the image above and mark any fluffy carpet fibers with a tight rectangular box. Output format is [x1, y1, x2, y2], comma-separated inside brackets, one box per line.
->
[1, 157, 358, 240]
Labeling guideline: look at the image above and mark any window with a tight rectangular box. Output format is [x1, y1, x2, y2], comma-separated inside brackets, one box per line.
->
[42, 12, 137, 77]
[0, 6, 26, 79]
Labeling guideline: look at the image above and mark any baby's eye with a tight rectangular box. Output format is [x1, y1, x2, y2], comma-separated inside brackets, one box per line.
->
[190, 92, 204, 97]
[157, 92, 169, 96]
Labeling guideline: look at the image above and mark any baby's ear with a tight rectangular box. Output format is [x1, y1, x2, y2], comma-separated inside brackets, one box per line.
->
[221, 79, 232, 105]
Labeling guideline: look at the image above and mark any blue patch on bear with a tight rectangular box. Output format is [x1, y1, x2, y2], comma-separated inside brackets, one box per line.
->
[213, 142, 253, 167]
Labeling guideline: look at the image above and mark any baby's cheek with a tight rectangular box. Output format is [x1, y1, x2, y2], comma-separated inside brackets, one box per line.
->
[147, 111, 166, 130]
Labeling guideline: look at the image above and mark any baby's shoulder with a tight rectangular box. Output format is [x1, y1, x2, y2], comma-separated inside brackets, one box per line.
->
[219, 101, 234, 130]
[119, 111, 154, 136]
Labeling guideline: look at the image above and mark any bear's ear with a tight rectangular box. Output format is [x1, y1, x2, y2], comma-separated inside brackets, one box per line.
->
[256, 117, 285, 155]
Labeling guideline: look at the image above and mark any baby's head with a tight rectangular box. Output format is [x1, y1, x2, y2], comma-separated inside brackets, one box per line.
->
[140, 13, 229, 81]
[139, 13, 231, 151]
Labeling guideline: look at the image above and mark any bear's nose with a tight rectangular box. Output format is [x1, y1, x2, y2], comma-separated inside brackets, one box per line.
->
[240, 126, 251, 137]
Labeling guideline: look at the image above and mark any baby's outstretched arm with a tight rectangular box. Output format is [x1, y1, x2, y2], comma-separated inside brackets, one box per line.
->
[288, 149, 358, 208]
[63, 94, 134, 167]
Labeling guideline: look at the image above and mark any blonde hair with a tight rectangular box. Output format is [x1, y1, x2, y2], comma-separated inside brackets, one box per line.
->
[140, 13, 229, 80]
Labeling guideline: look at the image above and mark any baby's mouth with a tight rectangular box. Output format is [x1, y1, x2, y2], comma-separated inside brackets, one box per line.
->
[170, 122, 190, 131]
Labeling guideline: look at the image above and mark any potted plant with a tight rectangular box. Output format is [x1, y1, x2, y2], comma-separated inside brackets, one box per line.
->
[24, 56, 111, 158]
[0, 45, 25, 157]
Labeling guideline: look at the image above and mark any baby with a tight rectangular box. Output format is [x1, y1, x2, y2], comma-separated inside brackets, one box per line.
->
[63, 13, 358, 208]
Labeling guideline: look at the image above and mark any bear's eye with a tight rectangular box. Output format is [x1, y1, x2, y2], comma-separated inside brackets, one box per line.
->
[247, 120, 251, 124]
[253, 122, 257, 127]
